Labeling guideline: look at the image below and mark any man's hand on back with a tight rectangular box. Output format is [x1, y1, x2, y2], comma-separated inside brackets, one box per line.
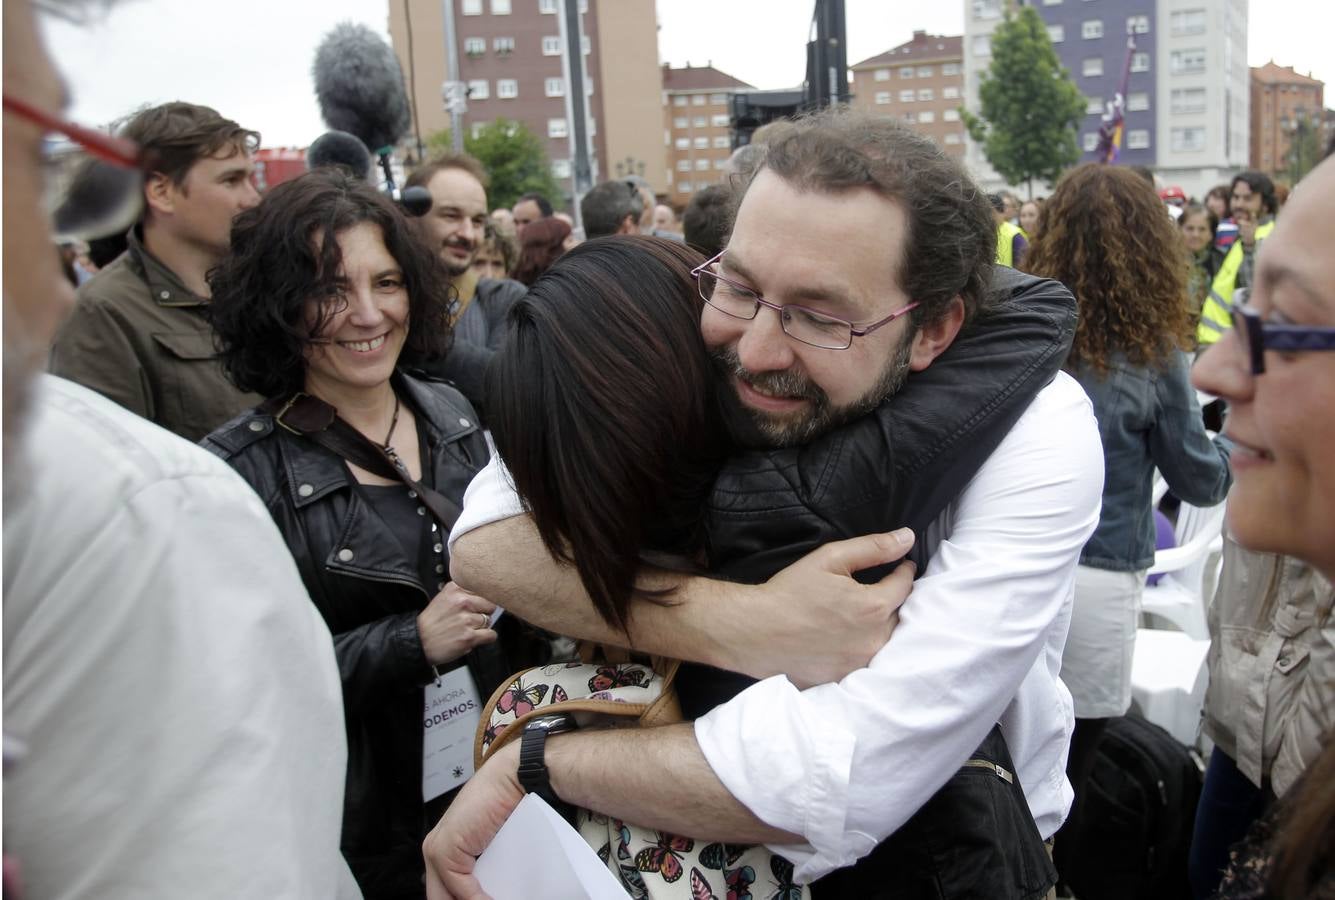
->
[727, 529, 916, 688]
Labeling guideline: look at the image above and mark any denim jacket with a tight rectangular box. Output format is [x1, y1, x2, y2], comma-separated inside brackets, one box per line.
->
[1071, 349, 1232, 571]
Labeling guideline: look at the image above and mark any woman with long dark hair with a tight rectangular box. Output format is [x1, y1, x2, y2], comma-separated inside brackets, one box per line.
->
[511, 214, 571, 286]
[202, 169, 536, 900]
[1024, 163, 1233, 877]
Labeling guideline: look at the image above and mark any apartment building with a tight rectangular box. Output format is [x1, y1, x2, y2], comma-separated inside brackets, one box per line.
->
[850, 32, 966, 159]
[962, 0, 1249, 197]
[662, 63, 754, 203]
[1250, 61, 1324, 176]
[387, 0, 665, 203]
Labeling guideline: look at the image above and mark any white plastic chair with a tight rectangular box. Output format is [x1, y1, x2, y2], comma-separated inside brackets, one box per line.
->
[1130, 629, 1211, 747]
[1140, 500, 1227, 640]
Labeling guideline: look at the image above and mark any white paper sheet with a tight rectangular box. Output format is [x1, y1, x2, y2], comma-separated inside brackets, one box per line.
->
[474, 794, 627, 899]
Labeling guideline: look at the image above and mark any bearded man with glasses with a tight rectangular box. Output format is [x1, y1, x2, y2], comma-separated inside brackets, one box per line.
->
[425, 110, 1104, 898]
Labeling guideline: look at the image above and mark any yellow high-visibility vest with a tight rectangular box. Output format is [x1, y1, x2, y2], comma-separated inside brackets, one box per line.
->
[996, 220, 1024, 268]
[1197, 219, 1276, 345]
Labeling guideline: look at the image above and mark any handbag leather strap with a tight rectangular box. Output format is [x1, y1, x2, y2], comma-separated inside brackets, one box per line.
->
[261, 391, 463, 531]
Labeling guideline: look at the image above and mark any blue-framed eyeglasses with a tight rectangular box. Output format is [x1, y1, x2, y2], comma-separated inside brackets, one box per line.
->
[1231, 288, 1335, 375]
[689, 250, 919, 351]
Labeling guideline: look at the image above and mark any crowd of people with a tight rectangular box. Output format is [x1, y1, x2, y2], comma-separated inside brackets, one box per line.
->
[4, 1, 1334, 898]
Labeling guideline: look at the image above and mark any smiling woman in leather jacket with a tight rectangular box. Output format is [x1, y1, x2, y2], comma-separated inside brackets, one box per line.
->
[201, 170, 522, 900]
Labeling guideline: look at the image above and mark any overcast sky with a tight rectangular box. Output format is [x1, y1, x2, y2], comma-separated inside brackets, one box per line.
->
[41, 0, 1333, 148]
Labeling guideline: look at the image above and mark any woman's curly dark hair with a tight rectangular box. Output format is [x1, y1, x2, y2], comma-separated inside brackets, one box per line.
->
[208, 168, 454, 399]
[1023, 163, 1193, 374]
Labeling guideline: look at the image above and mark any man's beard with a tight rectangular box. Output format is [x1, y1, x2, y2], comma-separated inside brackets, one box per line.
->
[711, 334, 914, 449]
[441, 238, 475, 277]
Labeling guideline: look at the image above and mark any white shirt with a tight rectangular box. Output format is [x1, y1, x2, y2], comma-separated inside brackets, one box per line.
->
[451, 373, 1103, 884]
[3, 376, 361, 899]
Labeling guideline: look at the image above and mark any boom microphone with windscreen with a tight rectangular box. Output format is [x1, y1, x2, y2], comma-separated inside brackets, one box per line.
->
[305, 130, 374, 181]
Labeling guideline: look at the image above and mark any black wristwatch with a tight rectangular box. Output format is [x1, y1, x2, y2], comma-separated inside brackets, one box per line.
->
[517, 714, 576, 817]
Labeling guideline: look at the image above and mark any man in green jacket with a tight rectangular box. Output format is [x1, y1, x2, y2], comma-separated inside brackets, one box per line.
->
[49, 103, 262, 441]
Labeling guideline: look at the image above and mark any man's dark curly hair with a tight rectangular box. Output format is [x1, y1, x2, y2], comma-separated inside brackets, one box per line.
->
[208, 169, 453, 399]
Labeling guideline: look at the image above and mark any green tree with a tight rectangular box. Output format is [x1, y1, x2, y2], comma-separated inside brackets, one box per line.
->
[1283, 114, 1323, 184]
[420, 119, 563, 211]
[961, 5, 1086, 197]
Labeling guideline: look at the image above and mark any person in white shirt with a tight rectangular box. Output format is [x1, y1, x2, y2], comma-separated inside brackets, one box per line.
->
[423, 110, 1102, 897]
[1, 2, 358, 895]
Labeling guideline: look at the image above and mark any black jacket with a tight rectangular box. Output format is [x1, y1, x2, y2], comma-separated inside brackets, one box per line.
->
[697, 269, 1079, 900]
[203, 372, 506, 900]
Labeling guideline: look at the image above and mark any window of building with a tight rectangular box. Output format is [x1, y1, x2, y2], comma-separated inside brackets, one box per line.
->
[1048, 24, 1065, 42]
[875, 68, 891, 81]
[942, 63, 960, 76]
[461, 0, 481, 14]
[468, 79, 489, 100]
[1086, 95, 1103, 115]
[1171, 48, 1206, 74]
[675, 137, 689, 149]
[691, 94, 706, 106]
[494, 36, 515, 54]
[693, 136, 708, 149]
[1082, 20, 1103, 39]
[1171, 126, 1206, 151]
[588, 116, 596, 136]
[709, 93, 727, 104]
[545, 77, 564, 97]
[471, 122, 485, 139]
[711, 114, 729, 127]
[1126, 129, 1150, 149]
[943, 86, 959, 99]
[542, 35, 560, 55]
[695, 159, 710, 171]
[1131, 52, 1150, 72]
[673, 116, 688, 128]
[1170, 9, 1207, 36]
[676, 159, 691, 172]
[539, 0, 557, 12]
[1042, 0, 1063, 5]
[900, 89, 915, 102]
[713, 158, 727, 169]
[678, 181, 692, 194]
[547, 118, 567, 138]
[1082, 57, 1104, 77]
[944, 133, 962, 144]
[497, 78, 518, 98]
[582, 35, 590, 54]
[1127, 91, 1149, 111]
[972, 0, 1001, 20]
[972, 35, 991, 57]
[1127, 15, 1150, 34]
[875, 91, 891, 105]
[551, 158, 571, 178]
[712, 136, 729, 148]
[693, 116, 706, 128]
[917, 66, 934, 77]
[1170, 87, 1207, 114]
[673, 95, 687, 107]
[904, 112, 915, 122]
[464, 37, 485, 56]
[490, 0, 510, 13]
[918, 110, 935, 123]
[943, 108, 960, 122]
[900, 66, 914, 78]
[917, 88, 934, 101]
[1083, 132, 1099, 152]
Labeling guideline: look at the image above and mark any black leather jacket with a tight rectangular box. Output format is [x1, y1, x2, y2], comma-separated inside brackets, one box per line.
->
[203, 372, 507, 900]
[697, 269, 1078, 900]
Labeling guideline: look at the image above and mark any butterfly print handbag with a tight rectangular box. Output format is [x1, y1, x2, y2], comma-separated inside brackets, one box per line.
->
[476, 650, 810, 899]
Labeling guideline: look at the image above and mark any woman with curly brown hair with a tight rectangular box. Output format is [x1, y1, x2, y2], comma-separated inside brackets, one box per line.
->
[1024, 163, 1233, 861]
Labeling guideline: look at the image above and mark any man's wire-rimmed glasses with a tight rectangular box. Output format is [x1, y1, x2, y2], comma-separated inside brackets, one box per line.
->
[689, 250, 920, 351]
[1229, 288, 1335, 376]
[3, 93, 144, 241]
